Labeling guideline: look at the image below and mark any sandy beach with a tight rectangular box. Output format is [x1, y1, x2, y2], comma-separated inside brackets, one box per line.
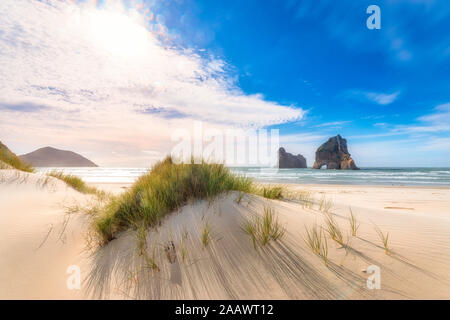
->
[2, 0, 450, 308]
[1, 169, 450, 299]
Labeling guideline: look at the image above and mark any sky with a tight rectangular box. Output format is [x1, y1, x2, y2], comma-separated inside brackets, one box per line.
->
[0, 0, 450, 167]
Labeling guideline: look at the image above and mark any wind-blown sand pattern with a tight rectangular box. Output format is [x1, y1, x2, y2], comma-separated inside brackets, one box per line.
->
[1, 169, 450, 299]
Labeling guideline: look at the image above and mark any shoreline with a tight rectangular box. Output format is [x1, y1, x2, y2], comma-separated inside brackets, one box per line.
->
[263, 182, 450, 190]
[36, 167, 450, 188]
[88, 181, 450, 190]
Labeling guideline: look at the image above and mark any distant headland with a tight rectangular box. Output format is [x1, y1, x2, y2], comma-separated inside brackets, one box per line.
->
[20, 146, 97, 167]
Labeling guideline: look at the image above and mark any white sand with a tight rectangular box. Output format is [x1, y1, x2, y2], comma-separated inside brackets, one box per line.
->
[1, 171, 450, 299]
[0, 170, 92, 299]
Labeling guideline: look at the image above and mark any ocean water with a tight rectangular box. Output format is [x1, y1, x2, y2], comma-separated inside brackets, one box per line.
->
[36, 167, 450, 186]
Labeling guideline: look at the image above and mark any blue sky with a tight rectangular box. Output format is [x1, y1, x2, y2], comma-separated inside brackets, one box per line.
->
[148, 0, 450, 166]
[1, 0, 450, 166]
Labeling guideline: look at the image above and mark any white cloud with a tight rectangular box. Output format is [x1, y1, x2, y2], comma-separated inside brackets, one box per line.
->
[392, 124, 450, 134]
[417, 102, 450, 124]
[365, 91, 401, 105]
[346, 102, 450, 142]
[0, 0, 303, 166]
[314, 120, 351, 128]
[345, 90, 401, 105]
[383, 102, 450, 135]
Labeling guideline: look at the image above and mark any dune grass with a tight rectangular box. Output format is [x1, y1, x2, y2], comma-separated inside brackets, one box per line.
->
[296, 190, 314, 209]
[0, 141, 34, 173]
[201, 222, 212, 248]
[235, 191, 245, 204]
[0, 141, 106, 198]
[94, 156, 253, 244]
[304, 224, 328, 266]
[348, 207, 360, 237]
[241, 206, 285, 248]
[135, 222, 148, 256]
[47, 170, 103, 197]
[318, 195, 334, 213]
[305, 224, 322, 255]
[0, 161, 11, 169]
[284, 189, 315, 209]
[324, 212, 344, 246]
[180, 234, 187, 262]
[242, 217, 258, 249]
[145, 255, 160, 272]
[144, 247, 160, 272]
[374, 225, 390, 255]
[320, 234, 329, 267]
[257, 185, 284, 200]
[259, 207, 285, 245]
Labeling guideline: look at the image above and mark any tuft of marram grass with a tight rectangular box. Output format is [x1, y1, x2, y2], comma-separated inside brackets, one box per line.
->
[241, 206, 285, 248]
[180, 234, 187, 262]
[256, 185, 284, 200]
[0, 141, 34, 173]
[143, 246, 160, 272]
[135, 222, 148, 256]
[260, 207, 285, 244]
[320, 234, 329, 267]
[0, 160, 12, 170]
[348, 207, 360, 237]
[284, 189, 315, 209]
[304, 224, 329, 267]
[94, 156, 253, 244]
[47, 170, 104, 197]
[374, 225, 390, 255]
[297, 190, 314, 209]
[324, 212, 344, 246]
[201, 222, 212, 248]
[242, 217, 258, 249]
[235, 191, 245, 204]
[318, 195, 333, 213]
[305, 224, 322, 255]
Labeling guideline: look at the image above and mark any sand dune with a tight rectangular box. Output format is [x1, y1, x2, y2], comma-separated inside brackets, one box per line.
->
[0, 170, 92, 299]
[1, 170, 450, 299]
[85, 188, 450, 299]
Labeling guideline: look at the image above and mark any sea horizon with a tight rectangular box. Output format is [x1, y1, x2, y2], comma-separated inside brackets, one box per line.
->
[36, 166, 450, 186]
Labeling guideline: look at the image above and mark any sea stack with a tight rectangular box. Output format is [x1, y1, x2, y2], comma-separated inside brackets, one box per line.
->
[278, 147, 307, 168]
[312, 135, 359, 170]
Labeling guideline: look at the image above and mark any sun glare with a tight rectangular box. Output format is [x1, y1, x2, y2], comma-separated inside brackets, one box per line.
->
[88, 10, 150, 57]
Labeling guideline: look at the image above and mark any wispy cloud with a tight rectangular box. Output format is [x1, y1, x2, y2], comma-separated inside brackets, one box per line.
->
[386, 102, 450, 135]
[0, 0, 304, 165]
[365, 91, 401, 105]
[345, 90, 401, 105]
[417, 102, 450, 124]
[314, 120, 351, 128]
[0, 101, 50, 113]
[351, 102, 450, 140]
[137, 105, 187, 119]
